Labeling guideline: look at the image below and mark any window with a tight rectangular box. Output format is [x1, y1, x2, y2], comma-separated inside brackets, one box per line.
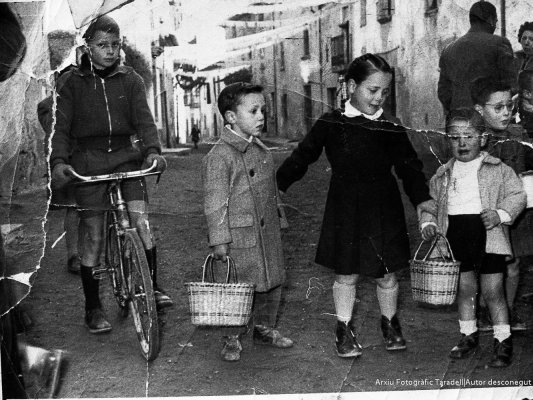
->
[331, 35, 345, 71]
[360, 0, 367, 27]
[206, 83, 211, 104]
[282, 93, 288, 119]
[327, 87, 337, 110]
[303, 29, 310, 57]
[342, 6, 349, 23]
[191, 87, 200, 108]
[279, 42, 285, 71]
[304, 85, 312, 132]
[184, 90, 191, 106]
[377, 0, 394, 24]
[425, 0, 439, 16]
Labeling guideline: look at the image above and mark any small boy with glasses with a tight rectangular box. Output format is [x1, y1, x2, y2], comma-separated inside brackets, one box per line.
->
[418, 108, 526, 367]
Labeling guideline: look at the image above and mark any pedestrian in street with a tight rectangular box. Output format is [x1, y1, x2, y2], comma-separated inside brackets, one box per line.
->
[38, 67, 81, 275]
[437, 1, 516, 116]
[471, 76, 533, 333]
[191, 124, 200, 149]
[203, 82, 293, 362]
[418, 108, 526, 368]
[276, 54, 431, 358]
[49, 15, 172, 335]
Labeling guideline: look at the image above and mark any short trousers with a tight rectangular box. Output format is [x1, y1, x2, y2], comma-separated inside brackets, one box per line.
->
[49, 183, 76, 209]
[446, 214, 506, 274]
[70, 146, 147, 218]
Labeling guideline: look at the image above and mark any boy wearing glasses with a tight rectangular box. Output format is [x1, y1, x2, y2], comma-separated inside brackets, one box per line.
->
[418, 108, 526, 367]
[472, 76, 533, 333]
[50, 16, 172, 334]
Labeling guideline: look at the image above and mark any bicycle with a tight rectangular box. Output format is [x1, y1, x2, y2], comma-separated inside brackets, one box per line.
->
[70, 161, 161, 361]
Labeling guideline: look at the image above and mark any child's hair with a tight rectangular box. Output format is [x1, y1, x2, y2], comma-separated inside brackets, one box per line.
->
[470, 76, 512, 106]
[446, 108, 485, 135]
[344, 53, 392, 84]
[518, 21, 533, 42]
[519, 70, 533, 92]
[83, 15, 120, 41]
[217, 82, 263, 118]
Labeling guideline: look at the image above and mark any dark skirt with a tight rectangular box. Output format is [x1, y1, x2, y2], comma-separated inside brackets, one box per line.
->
[315, 174, 411, 278]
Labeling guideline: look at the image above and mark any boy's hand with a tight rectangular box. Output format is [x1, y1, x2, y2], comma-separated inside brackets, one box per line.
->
[212, 244, 229, 262]
[51, 163, 74, 189]
[145, 153, 167, 173]
[481, 209, 500, 230]
[421, 224, 437, 241]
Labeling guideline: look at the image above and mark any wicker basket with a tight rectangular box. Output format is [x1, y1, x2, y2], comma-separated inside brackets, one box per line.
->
[186, 255, 255, 326]
[410, 233, 461, 305]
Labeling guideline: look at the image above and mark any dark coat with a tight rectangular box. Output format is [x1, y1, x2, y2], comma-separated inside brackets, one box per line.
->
[202, 127, 285, 292]
[50, 63, 160, 170]
[277, 111, 430, 278]
[438, 29, 516, 114]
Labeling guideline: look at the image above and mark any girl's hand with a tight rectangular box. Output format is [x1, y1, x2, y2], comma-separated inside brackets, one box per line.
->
[481, 209, 500, 230]
[421, 224, 437, 241]
[212, 244, 229, 262]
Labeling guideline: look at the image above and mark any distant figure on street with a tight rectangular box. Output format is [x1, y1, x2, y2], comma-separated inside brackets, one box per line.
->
[419, 109, 526, 368]
[277, 54, 431, 358]
[438, 1, 516, 116]
[203, 82, 293, 362]
[191, 124, 200, 149]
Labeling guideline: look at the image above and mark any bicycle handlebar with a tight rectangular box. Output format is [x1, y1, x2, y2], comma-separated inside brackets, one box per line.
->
[69, 161, 161, 183]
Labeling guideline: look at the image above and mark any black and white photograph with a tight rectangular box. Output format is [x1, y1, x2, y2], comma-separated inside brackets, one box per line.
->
[1, 0, 533, 398]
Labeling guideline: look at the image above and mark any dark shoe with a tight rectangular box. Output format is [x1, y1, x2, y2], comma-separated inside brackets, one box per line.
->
[85, 308, 112, 334]
[477, 307, 493, 332]
[253, 325, 294, 348]
[221, 335, 242, 362]
[488, 336, 512, 368]
[67, 255, 80, 274]
[154, 288, 173, 310]
[510, 309, 527, 332]
[335, 320, 362, 358]
[449, 331, 479, 359]
[381, 315, 407, 351]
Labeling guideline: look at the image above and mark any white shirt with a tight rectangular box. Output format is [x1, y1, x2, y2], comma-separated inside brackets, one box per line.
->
[343, 101, 383, 120]
[447, 156, 484, 215]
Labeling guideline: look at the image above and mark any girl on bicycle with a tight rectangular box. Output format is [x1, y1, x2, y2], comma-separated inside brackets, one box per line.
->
[50, 15, 171, 334]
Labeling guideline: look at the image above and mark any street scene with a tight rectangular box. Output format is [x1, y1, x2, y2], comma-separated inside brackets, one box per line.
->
[2, 0, 533, 399]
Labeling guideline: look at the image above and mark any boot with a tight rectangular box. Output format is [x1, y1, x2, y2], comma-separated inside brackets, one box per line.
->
[335, 320, 362, 358]
[253, 325, 293, 348]
[488, 336, 512, 368]
[381, 315, 406, 351]
[81, 265, 111, 334]
[145, 247, 173, 310]
[449, 331, 479, 359]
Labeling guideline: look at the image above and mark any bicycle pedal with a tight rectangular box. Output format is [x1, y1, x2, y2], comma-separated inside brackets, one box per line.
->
[91, 267, 108, 280]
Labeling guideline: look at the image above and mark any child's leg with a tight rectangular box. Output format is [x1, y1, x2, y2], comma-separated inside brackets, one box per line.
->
[505, 258, 520, 310]
[480, 273, 509, 333]
[333, 274, 361, 357]
[376, 272, 406, 351]
[252, 286, 293, 348]
[457, 271, 478, 324]
[64, 207, 79, 262]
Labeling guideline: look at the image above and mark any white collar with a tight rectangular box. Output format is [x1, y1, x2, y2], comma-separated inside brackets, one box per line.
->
[343, 101, 383, 120]
[226, 125, 254, 143]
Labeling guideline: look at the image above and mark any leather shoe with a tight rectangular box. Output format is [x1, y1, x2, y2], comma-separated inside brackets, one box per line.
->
[488, 336, 512, 368]
[253, 325, 294, 348]
[221, 335, 242, 362]
[85, 308, 111, 334]
[381, 315, 406, 351]
[449, 331, 479, 359]
[335, 320, 362, 358]
[154, 288, 173, 310]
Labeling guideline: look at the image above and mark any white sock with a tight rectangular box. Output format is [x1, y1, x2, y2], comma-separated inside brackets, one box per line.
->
[493, 324, 511, 342]
[333, 281, 356, 322]
[376, 283, 398, 320]
[459, 320, 477, 336]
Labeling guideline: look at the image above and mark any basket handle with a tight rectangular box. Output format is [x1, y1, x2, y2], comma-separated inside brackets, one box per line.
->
[202, 255, 238, 283]
[413, 232, 457, 262]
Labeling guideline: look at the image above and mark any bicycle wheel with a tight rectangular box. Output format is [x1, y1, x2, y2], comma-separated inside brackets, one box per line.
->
[105, 213, 129, 316]
[122, 229, 160, 361]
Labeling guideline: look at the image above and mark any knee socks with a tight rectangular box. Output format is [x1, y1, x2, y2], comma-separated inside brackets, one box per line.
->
[459, 319, 477, 336]
[80, 265, 101, 311]
[333, 281, 356, 323]
[493, 324, 511, 342]
[145, 247, 157, 288]
[376, 282, 398, 320]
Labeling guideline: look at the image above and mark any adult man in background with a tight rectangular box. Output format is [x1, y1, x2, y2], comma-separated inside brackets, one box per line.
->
[438, 1, 516, 116]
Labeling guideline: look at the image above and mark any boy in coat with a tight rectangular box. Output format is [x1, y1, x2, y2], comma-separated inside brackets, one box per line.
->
[202, 82, 293, 362]
[418, 109, 526, 368]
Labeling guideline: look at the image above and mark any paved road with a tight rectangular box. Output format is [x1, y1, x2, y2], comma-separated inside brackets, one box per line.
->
[6, 146, 533, 398]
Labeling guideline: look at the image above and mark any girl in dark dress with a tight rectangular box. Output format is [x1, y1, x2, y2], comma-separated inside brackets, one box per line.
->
[277, 54, 430, 358]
